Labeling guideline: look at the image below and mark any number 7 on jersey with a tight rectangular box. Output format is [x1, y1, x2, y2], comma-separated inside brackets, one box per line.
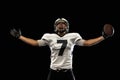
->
[57, 40, 67, 56]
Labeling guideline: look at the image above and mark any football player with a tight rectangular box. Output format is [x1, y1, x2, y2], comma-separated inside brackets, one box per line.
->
[10, 18, 114, 80]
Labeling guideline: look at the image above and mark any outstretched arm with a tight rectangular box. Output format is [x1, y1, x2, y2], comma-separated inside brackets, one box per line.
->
[79, 24, 114, 46]
[19, 36, 39, 46]
[10, 28, 46, 46]
[83, 36, 104, 46]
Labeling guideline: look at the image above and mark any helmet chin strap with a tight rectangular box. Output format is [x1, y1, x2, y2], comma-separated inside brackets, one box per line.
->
[55, 27, 69, 33]
[56, 30, 67, 37]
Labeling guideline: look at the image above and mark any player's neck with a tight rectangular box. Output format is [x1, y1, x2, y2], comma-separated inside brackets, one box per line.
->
[57, 32, 67, 37]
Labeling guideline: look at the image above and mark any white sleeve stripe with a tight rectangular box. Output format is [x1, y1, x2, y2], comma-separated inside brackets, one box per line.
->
[37, 39, 47, 46]
[76, 39, 85, 46]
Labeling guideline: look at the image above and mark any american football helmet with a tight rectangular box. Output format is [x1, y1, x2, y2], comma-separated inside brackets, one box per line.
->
[54, 18, 69, 32]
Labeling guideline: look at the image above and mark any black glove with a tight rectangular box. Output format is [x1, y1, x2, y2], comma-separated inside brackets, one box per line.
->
[102, 31, 110, 39]
[10, 28, 21, 39]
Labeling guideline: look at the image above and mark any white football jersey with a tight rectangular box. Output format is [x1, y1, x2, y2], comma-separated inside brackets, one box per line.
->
[37, 33, 85, 70]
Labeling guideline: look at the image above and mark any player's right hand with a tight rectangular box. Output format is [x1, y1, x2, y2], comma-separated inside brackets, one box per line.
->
[10, 28, 21, 39]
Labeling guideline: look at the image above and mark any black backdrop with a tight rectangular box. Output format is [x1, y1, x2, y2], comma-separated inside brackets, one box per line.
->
[1, 1, 120, 80]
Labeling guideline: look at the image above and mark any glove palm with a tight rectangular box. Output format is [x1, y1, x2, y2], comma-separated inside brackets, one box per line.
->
[10, 28, 21, 39]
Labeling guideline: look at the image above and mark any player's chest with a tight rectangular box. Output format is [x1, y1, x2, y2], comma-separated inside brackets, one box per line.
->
[49, 37, 75, 49]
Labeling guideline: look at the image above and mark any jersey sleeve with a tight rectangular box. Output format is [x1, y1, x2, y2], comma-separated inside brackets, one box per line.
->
[74, 33, 85, 46]
[37, 33, 50, 46]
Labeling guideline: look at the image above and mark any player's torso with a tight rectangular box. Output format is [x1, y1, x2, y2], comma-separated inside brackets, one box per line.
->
[43, 33, 81, 69]
[46, 33, 79, 56]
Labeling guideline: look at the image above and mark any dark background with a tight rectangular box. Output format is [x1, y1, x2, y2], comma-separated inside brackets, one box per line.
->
[1, 1, 120, 80]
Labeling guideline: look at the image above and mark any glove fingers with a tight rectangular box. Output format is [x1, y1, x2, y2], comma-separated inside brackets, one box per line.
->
[10, 28, 21, 38]
[18, 29, 21, 35]
[10, 29, 15, 36]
